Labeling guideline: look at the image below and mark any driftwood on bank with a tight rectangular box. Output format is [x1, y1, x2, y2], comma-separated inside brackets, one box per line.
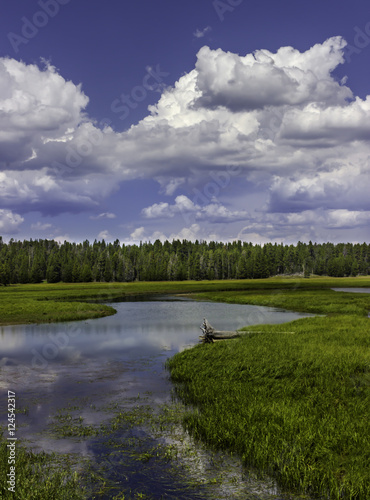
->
[199, 318, 241, 343]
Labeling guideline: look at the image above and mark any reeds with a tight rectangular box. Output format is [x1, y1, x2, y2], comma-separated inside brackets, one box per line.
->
[0, 433, 85, 499]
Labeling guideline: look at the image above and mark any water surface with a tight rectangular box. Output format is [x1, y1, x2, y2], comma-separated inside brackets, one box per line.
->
[0, 295, 314, 499]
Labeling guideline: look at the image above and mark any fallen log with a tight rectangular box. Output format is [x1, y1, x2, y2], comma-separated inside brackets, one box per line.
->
[199, 318, 241, 343]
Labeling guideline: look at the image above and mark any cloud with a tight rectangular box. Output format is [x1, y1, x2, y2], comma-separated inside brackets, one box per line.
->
[237, 208, 370, 243]
[53, 234, 71, 244]
[157, 177, 186, 195]
[141, 196, 196, 219]
[31, 222, 53, 231]
[90, 212, 116, 220]
[279, 97, 370, 144]
[325, 210, 370, 229]
[142, 202, 172, 219]
[194, 38, 351, 111]
[0, 209, 24, 234]
[142, 195, 248, 223]
[193, 26, 212, 39]
[98, 230, 112, 240]
[267, 163, 370, 213]
[127, 223, 219, 244]
[130, 227, 145, 240]
[1, 37, 370, 243]
[195, 203, 248, 222]
[0, 58, 88, 167]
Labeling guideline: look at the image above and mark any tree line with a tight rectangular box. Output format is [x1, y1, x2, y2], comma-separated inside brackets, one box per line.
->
[0, 237, 369, 285]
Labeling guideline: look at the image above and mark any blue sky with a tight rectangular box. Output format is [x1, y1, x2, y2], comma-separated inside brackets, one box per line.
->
[1, 0, 370, 244]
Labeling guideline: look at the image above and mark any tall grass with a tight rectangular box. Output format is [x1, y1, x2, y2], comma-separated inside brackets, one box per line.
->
[167, 287, 370, 499]
[0, 433, 85, 499]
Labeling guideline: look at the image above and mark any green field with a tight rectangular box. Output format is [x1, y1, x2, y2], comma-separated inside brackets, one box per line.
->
[1, 277, 370, 499]
[167, 277, 370, 499]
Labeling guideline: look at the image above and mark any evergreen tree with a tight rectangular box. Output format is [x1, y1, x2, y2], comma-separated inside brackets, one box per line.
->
[104, 259, 113, 282]
[0, 263, 10, 286]
[81, 263, 92, 282]
[29, 255, 44, 283]
[351, 259, 359, 277]
[61, 262, 73, 282]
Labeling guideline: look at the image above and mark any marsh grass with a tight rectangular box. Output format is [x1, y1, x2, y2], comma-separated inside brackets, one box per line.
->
[1, 276, 370, 326]
[167, 285, 370, 499]
[193, 288, 370, 317]
[0, 431, 85, 499]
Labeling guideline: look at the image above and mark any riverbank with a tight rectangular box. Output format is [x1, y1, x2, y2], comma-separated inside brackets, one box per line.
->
[167, 283, 370, 499]
[1, 276, 370, 326]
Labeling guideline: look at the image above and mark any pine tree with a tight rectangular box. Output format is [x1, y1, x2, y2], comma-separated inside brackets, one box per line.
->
[0, 263, 10, 286]
[81, 264, 92, 282]
[29, 255, 44, 283]
[351, 259, 359, 277]
[104, 259, 113, 282]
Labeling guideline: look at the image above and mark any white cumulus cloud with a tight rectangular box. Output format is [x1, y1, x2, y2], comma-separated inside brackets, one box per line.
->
[0, 209, 24, 234]
[1, 37, 370, 242]
[142, 195, 248, 223]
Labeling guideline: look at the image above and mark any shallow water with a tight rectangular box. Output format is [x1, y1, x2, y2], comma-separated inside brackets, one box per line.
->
[332, 287, 370, 293]
[0, 295, 313, 499]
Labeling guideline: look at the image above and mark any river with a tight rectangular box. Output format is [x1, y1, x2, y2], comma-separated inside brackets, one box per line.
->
[0, 295, 314, 499]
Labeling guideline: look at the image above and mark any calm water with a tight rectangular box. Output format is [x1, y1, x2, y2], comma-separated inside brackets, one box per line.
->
[332, 288, 370, 293]
[0, 295, 313, 499]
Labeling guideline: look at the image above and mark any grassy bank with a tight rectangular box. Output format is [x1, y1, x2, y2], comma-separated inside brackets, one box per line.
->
[1, 276, 370, 326]
[167, 281, 370, 499]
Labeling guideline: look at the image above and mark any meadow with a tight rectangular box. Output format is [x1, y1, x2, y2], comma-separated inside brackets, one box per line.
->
[167, 278, 370, 499]
[1, 276, 370, 499]
[1, 276, 370, 325]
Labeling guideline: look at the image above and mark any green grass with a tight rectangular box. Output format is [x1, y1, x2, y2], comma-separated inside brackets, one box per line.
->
[166, 279, 370, 499]
[193, 288, 370, 316]
[1, 276, 370, 326]
[0, 432, 86, 499]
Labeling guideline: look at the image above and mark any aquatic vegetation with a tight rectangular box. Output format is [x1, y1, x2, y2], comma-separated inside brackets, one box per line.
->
[0, 430, 86, 499]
